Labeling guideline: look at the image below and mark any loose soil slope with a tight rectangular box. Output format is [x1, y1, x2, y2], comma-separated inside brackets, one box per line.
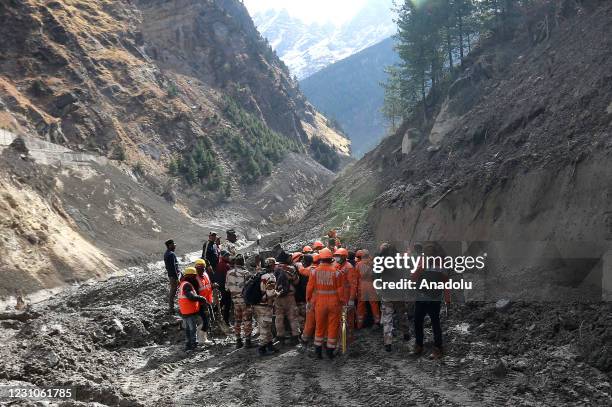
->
[293, 1, 612, 299]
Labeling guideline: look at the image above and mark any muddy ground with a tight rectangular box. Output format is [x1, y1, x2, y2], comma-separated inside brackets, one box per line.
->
[1, 265, 611, 407]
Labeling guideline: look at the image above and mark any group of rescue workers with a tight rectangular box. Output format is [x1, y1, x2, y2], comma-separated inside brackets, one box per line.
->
[164, 229, 450, 360]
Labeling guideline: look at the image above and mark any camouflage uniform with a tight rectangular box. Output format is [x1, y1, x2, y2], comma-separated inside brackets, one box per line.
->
[381, 301, 413, 345]
[274, 264, 300, 338]
[226, 265, 253, 340]
[223, 241, 238, 256]
[253, 271, 277, 346]
[296, 302, 307, 329]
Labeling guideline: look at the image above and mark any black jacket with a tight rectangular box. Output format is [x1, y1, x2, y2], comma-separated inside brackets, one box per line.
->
[202, 241, 218, 271]
[164, 249, 179, 279]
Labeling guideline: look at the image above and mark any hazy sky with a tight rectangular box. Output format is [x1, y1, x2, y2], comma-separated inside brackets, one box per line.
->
[244, 0, 368, 25]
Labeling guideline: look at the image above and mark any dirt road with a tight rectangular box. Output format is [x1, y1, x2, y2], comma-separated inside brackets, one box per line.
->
[1, 268, 610, 406]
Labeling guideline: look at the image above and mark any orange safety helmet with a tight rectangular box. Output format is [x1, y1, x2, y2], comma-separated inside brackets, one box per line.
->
[303, 245, 313, 253]
[334, 248, 349, 257]
[291, 252, 303, 263]
[318, 247, 333, 260]
[312, 241, 324, 250]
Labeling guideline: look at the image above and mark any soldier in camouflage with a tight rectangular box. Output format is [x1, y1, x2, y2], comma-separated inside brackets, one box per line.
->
[253, 258, 278, 356]
[225, 254, 253, 348]
[273, 251, 301, 345]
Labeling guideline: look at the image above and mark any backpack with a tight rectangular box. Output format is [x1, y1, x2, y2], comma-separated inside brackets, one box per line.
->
[274, 265, 297, 297]
[242, 272, 264, 305]
[274, 268, 289, 298]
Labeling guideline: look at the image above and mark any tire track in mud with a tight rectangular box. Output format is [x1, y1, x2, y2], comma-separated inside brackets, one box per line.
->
[114, 331, 481, 406]
[121, 344, 263, 406]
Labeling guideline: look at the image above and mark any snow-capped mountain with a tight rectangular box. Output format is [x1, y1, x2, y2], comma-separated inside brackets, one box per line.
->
[251, 0, 396, 79]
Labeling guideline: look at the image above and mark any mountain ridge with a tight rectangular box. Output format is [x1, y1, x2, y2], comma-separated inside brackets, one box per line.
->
[300, 36, 400, 157]
[252, 0, 396, 79]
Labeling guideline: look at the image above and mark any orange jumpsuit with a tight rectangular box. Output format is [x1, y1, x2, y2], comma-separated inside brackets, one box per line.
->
[300, 265, 317, 342]
[337, 261, 359, 341]
[356, 259, 380, 328]
[307, 262, 343, 349]
[340, 262, 359, 305]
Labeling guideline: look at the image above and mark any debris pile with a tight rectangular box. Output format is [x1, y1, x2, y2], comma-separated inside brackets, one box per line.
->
[0, 268, 610, 406]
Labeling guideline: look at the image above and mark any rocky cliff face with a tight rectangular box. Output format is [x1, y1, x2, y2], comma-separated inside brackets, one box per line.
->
[0, 0, 348, 164]
[138, 0, 346, 150]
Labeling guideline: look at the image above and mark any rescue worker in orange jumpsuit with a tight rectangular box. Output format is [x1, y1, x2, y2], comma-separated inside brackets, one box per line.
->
[335, 248, 359, 347]
[195, 259, 213, 342]
[178, 267, 209, 351]
[355, 250, 381, 329]
[306, 248, 343, 359]
[298, 254, 317, 346]
[312, 241, 324, 252]
[292, 252, 303, 270]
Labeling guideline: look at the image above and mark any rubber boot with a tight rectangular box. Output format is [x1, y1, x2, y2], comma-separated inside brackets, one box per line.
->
[278, 337, 286, 346]
[289, 336, 300, 346]
[326, 348, 335, 360]
[267, 341, 278, 353]
[403, 332, 411, 341]
[258, 345, 267, 356]
[197, 329, 210, 344]
[245, 338, 252, 348]
[314, 345, 323, 359]
[384, 344, 392, 352]
[236, 337, 243, 349]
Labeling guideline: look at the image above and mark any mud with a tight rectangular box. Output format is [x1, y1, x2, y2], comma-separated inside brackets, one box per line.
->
[1, 264, 610, 406]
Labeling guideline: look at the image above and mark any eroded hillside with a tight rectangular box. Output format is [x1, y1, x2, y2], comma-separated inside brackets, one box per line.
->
[0, 0, 349, 295]
[292, 0, 612, 299]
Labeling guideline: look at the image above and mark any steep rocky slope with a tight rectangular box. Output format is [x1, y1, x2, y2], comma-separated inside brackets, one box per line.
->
[0, 0, 348, 168]
[0, 0, 349, 295]
[292, 1, 612, 300]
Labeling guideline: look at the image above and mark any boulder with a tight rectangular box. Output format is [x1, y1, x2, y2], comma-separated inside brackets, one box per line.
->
[495, 299, 511, 312]
[9, 137, 28, 154]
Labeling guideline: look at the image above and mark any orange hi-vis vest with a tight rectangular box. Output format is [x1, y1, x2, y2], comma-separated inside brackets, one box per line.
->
[178, 281, 200, 315]
[307, 263, 343, 304]
[197, 273, 213, 304]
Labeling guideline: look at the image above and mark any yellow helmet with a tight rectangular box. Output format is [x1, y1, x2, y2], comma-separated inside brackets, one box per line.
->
[194, 259, 207, 268]
[184, 267, 197, 276]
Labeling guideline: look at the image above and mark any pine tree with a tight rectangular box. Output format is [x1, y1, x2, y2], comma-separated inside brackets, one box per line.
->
[381, 65, 404, 132]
